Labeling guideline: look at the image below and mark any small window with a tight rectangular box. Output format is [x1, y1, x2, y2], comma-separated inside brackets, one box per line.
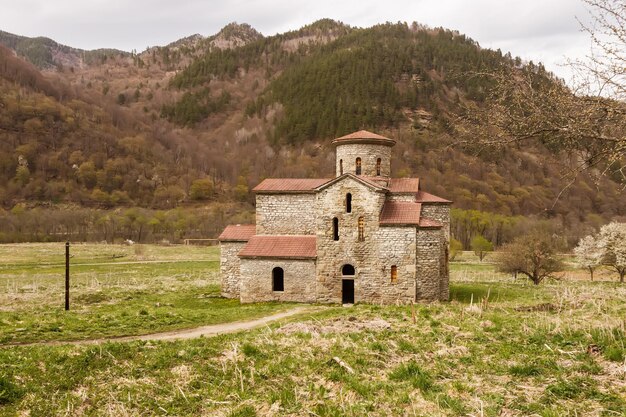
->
[339, 159, 343, 175]
[272, 267, 284, 291]
[355, 157, 361, 175]
[346, 193, 352, 213]
[358, 216, 364, 241]
[333, 217, 339, 241]
[391, 265, 398, 283]
[342, 264, 355, 275]
[376, 158, 381, 176]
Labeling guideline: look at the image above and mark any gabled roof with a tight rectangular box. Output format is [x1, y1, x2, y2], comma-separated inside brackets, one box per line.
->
[218, 224, 256, 242]
[416, 190, 452, 204]
[380, 201, 422, 226]
[315, 173, 388, 193]
[331, 130, 396, 147]
[388, 178, 420, 193]
[253, 178, 331, 193]
[238, 235, 317, 259]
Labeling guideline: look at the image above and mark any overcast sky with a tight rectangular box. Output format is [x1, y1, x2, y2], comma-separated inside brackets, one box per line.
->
[0, 0, 593, 83]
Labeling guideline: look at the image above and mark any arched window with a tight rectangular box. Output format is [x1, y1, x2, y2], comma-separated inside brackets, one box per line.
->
[391, 265, 398, 283]
[376, 158, 381, 176]
[339, 159, 343, 175]
[346, 193, 352, 213]
[342, 264, 355, 275]
[358, 216, 365, 241]
[333, 217, 339, 241]
[272, 267, 284, 291]
[355, 157, 362, 175]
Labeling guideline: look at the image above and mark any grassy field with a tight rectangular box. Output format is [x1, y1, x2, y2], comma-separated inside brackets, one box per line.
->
[1, 244, 625, 416]
[0, 243, 293, 344]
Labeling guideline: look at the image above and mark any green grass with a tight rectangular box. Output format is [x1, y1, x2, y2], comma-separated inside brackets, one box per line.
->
[0, 243, 293, 344]
[0, 244, 625, 416]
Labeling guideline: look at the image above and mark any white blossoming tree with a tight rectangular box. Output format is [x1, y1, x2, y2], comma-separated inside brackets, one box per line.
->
[573, 235, 603, 280]
[580, 223, 626, 283]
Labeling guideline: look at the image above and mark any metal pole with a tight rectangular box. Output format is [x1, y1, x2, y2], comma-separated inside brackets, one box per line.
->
[65, 241, 70, 311]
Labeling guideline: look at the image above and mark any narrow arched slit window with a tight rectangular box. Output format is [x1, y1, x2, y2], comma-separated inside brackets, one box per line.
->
[346, 193, 352, 213]
[391, 265, 398, 283]
[376, 158, 381, 176]
[272, 267, 284, 291]
[355, 157, 362, 175]
[333, 217, 339, 241]
[342, 264, 355, 276]
[339, 159, 343, 175]
[358, 216, 365, 241]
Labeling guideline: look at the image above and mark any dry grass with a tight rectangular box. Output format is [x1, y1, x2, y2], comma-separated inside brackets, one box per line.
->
[0, 245, 625, 415]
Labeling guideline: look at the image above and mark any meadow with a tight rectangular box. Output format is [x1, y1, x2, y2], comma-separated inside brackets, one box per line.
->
[0, 243, 291, 344]
[0, 244, 625, 416]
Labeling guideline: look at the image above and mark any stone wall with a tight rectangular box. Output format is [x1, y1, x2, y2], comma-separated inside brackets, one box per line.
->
[239, 259, 317, 303]
[255, 194, 316, 235]
[415, 228, 443, 300]
[314, 176, 416, 303]
[220, 242, 246, 298]
[371, 227, 417, 304]
[420, 204, 451, 242]
[335, 143, 392, 178]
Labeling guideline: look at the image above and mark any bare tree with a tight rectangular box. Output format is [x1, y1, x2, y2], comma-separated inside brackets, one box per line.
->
[496, 232, 564, 285]
[457, 0, 626, 185]
[571, 0, 626, 101]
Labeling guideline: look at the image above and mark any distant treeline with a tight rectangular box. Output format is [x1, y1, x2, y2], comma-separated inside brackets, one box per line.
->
[450, 208, 607, 250]
[0, 204, 254, 244]
[0, 205, 605, 248]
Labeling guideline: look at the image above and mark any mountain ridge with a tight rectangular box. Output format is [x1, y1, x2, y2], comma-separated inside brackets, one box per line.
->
[0, 20, 623, 244]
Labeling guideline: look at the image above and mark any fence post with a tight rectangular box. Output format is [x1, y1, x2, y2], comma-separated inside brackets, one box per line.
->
[65, 241, 70, 311]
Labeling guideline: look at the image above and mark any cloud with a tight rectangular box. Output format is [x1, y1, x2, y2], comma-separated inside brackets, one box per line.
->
[0, 0, 593, 80]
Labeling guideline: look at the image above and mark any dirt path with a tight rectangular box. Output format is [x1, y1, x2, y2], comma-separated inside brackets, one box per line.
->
[3, 306, 318, 347]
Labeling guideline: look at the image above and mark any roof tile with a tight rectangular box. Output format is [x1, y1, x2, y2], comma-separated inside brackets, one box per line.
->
[388, 178, 420, 193]
[218, 224, 256, 241]
[415, 190, 452, 203]
[253, 178, 331, 193]
[331, 130, 396, 146]
[380, 201, 422, 225]
[418, 218, 443, 228]
[239, 235, 316, 259]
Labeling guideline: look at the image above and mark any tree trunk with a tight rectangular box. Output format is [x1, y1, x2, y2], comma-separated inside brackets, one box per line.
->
[589, 266, 594, 281]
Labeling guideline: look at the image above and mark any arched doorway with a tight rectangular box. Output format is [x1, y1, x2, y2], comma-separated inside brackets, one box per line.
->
[341, 264, 355, 304]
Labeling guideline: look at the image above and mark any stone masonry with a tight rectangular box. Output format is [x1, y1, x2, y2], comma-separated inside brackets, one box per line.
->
[218, 130, 452, 305]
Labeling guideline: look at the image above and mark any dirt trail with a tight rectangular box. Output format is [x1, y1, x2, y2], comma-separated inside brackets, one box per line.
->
[2, 306, 318, 347]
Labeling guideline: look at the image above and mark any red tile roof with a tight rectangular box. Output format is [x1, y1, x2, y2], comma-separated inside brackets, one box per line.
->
[360, 176, 390, 188]
[238, 235, 317, 259]
[418, 218, 443, 228]
[218, 224, 256, 241]
[331, 130, 396, 147]
[316, 174, 387, 192]
[380, 202, 422, 225]
[415, 190, 452, 204]
[388, 178, 420, 193]
[253, 178, 331, 193]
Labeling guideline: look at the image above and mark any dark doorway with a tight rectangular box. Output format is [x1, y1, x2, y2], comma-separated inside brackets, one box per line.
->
[342, 279, 354, 304]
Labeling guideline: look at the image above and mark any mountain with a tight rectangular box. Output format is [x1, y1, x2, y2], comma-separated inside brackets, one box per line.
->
[0, 20, 624, 244]
[0, 30, 128, 70]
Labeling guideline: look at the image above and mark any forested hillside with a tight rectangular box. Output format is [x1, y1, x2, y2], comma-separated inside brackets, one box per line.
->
[0, 21, 624, 245]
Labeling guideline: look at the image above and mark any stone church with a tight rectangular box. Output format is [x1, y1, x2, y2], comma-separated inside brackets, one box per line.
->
[218, 130, 451, 304]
